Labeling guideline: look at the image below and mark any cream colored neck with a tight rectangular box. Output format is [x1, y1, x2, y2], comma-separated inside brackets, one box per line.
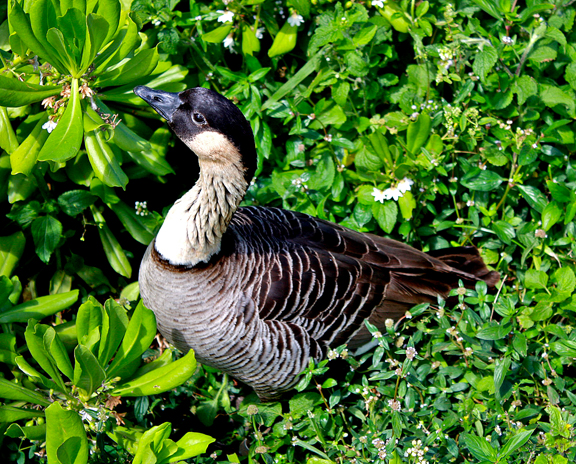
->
[154, 160, 248, 266]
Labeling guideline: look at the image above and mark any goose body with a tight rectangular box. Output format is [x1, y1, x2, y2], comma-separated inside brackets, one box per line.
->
[135, 85, 499, 400]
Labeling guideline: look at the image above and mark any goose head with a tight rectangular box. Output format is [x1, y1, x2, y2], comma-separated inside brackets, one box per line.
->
[134, 85, 257, 183]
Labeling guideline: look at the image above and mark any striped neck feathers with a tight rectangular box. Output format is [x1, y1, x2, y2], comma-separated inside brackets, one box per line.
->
[154, 159, 248, 266]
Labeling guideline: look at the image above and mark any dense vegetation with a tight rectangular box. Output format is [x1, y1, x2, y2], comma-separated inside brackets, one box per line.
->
[1, 0, 575, 462]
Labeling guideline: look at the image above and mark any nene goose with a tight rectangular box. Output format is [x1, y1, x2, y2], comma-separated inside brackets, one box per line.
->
[135, 85, 499, 400]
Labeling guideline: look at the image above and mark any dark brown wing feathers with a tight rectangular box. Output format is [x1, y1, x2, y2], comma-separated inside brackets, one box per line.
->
[230, 207, 498, 348]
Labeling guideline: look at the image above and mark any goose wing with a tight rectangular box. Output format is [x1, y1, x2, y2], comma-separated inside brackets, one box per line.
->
[230, 207, 493, 348]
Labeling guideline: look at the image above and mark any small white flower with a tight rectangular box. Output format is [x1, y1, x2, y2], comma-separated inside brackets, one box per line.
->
[42, 120, 57, 133]
[152, 19, 161, 26]
[372, 187, 387, 203]
[502, 36, 514, 45]
[287, 12, 304, 27]
[255, 27, 264, 39]
[194, 15, 202, 21]
[373, 0, 385, 7]
[223, 33, 235, 49]
[383, 186, 403, 201]
[217, 10, 234, 23]
[397, 177, 414, 193]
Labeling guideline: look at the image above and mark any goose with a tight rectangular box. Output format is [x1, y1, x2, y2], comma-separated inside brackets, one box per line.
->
[135, 85, 499, 401]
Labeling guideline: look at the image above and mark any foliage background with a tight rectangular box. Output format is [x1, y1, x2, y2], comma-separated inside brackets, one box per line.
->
[1, 0, 576, 463]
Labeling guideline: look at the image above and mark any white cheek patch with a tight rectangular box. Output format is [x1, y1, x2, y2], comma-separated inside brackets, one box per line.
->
[184, 131, 242, 164]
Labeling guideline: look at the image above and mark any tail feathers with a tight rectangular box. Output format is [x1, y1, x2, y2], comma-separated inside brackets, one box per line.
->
[427, 246, 500, 288]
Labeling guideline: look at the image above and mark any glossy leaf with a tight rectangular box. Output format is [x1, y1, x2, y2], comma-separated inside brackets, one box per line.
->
[85, 129, 129, 188]
[268, 21, 297, 58]
[46, 402, 88, 464]
[96, 47, 160, 88]
[37, 79, 84, 163]
[10, 114, 49, 176]
[0, 231, 26, 278]
[242, 24, 260, 56]
[44, 326, 74, 380]
[92, 207, 132, 277]
[170, 431, 217, 462]
[0, 107, 18, 154]
[202, 24, 232, 43]
[31, 215, 63, 263]
[112, 349, 196, 396]
[25, 321, 66, 392]
[0, 76, 61, 107]
[0, 377, 50, 406]
[98, 298, 129, 366]
[0, 289, 79, 323]
[106, 300, 156, 380]
[109, 201, 156, 245]
[74, 344, 106, 396]
[406, 113, 431, 155]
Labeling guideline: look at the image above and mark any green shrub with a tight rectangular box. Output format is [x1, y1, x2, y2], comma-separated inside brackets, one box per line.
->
[1, 0, 576, 462]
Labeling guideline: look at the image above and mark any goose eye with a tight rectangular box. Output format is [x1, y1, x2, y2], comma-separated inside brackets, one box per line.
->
[192, 112, 206, 125]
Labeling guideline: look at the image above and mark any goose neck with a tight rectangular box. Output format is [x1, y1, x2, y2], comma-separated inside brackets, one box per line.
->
[154, 162, 248, 266]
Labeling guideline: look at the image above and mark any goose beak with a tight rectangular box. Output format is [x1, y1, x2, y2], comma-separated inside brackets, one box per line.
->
[134, 86, 180, 123]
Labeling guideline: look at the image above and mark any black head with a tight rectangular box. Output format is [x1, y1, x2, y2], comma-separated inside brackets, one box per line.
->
[134, 86, 257, 183]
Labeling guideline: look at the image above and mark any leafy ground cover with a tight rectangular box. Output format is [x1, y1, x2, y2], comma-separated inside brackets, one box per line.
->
[1, 0, 576, 462]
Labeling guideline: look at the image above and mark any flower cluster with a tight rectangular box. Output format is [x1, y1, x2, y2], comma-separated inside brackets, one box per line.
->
[372, 177, 414, 203]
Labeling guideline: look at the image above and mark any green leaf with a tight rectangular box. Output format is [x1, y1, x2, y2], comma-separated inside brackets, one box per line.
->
[354, 23, 377, 46]
[37, 79, 83, 163]
[98, 299, 129, 366]
[241, 24, 260, 56]
[514, 75, 538, 106]
[372, 201, 397, 233]
[541, 201, 562, 231]
[476, 324, 511, 340]
[0, 76, 62, 107]
[85, 129, 129, 188]
[109, 201, 156, 245]
[202, 24, 232, 43]
[80, 13, 110, 74]
[0, 405, 44, 423]
[46, 402, 88, 464]
[170, 431, 217, 462]
[499, 429, 534, 457]
[0, 290, 78, 323]
[494, 357, 511, 401]
[74, 344, 106, 396]
[268, 21, 297, 57]
[0, 377, 50, 406]
[10, 114, 49, 176]
[516, 184, 547, 213]
[0, 107, 19, 154]
[31, 215, 63, 263]
[550, 340, 576, 357]
[460, 169, 504, 191]
[96, 48, 160, 88]
[462, 434, 497, 461]
[406, 112, 431, 155]
[524, 269, 548, 290]
[111, 349, 196, 397]
[262, 49, 322, 110]
[0, 231, 26, 278]
[44, 326, 74, 381]
[106, 300, 157, 380]
[92, 208, 132, 277]
[493, 220, 515, 245]
[553, 267, 575, 294]
[25, 321, 66, 392]
[76, 297, 103, 352]
[472, 0, 503, 19]
[472, 45, 498, 82]
[398, 191, 416, 220]
[540, 84, 575, 114]
[58, 190, 98, 217]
